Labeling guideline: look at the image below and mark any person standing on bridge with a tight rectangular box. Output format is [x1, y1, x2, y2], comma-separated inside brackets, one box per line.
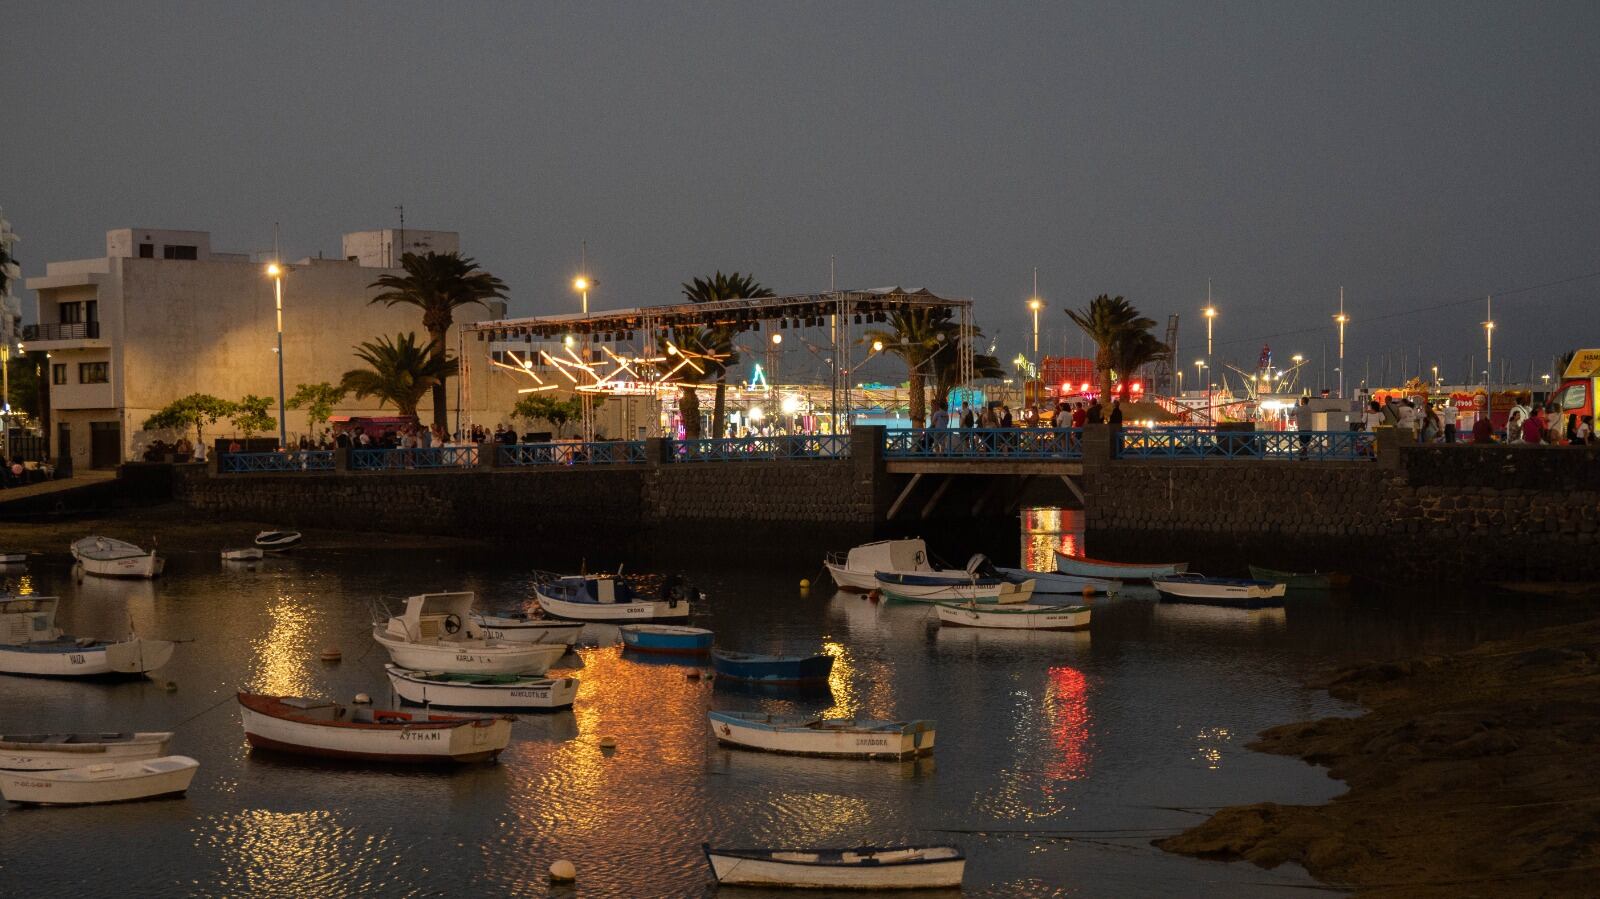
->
[1295, 396, 1314, 458]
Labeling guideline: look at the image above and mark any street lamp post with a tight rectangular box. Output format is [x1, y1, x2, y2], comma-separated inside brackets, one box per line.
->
[1028, 298, 1043, 358]
[1334, 287, 1349, 398]
[266, 263, 287, 448]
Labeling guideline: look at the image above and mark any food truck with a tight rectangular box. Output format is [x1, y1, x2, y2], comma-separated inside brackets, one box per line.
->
[1552, 348, 1600, 433]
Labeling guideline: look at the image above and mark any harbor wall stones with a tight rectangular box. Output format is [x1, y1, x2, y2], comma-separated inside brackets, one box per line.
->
[1085, 442, 1600, 581]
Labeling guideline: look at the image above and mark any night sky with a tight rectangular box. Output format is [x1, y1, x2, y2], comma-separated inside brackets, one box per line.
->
[8, 2, 1598, 387]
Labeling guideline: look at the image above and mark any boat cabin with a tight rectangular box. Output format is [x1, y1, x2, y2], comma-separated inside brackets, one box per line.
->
[384, 592, 486, 643]
[554, 575, 639, 604]
[845, 539, 931, 573]
[0, 596, 62, 645]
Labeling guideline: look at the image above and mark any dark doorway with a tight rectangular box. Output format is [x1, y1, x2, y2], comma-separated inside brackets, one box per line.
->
[89, 421, 121, 469]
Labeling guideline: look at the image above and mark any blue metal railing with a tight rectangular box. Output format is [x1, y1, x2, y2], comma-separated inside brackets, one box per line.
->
[350, 446, 480, 471]
[670, 434, 850, 462]
[1114, 428, 1376, 461]
[884, 427, 1085, 460]
[497, 440, 648, 466]
[220, 451, 335, 473]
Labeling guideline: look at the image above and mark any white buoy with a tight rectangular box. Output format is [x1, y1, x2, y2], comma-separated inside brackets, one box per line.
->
[549, 859, 576, 882]
[353, 693, 372, 705]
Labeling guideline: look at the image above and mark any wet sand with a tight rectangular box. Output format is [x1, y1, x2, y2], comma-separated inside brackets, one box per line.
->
[1159, 613, 1600, 897]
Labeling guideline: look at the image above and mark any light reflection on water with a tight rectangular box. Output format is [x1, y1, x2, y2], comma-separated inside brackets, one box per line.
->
[4, 519, 1589, 897]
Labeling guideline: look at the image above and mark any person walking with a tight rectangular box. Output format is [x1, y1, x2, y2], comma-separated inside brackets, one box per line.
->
[1440, 401, 1459, 443]
[1294, 395, 1314, 457]
[1421, 404, 1441, 443]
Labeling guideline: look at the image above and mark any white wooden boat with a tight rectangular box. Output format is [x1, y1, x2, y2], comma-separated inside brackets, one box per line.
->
[1, 756, 198, 805]
[386, 665, 578, 710]
[936, 601, 1091, 630]
[1055, 551, 1187, 580]
[372, 592, 567, 675]
[0, 552, 27, 564]
[254, 530, 302, 551]
[237, 693, 512, 763]
[709, 710, 934, 759]
[70, 536, 164, 579]
[0, 732, 173, 771]
[221, 547, 264, 561]
[0, 596, 175, 677]
[996, 566, 1118, 595]
[1151, 574, 1288, 608]
[703, 844, 965, 889]
[824, 538, 934, 592]
[881, 578, 1035, 605]
[470, 612, 584, 645]
[534, 572, 692, 621]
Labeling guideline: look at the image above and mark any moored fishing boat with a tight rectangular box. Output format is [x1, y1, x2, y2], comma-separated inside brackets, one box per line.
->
[1152, 574, 1287, 608]
[470, 612, 585, 645]
[1247, 566, 1351, 590]
[935, 601, 1091, 631]
[533, 571, 694, 621]
[0, 732, 173, 771]
[1055, 551, 1187, 580]
[372, 592, 567, 675]
[70, 536, 164, 579]
[709, 710, 934, 759]
[385, 665, 578, 710]
[824, 538, 934, 592]
[0, 596, 174, 678]
[221, 547, 264, 561]
[995, 567, 1118, 595]
[0, 756, 199, 805]
[254, 530, 302, 551]
[237, 693, 513, 763]
[703, 844, 966, 890]
[879, 578, 1036, 606]
[620, 624, 713, 654]
[711, 649, 833, 684]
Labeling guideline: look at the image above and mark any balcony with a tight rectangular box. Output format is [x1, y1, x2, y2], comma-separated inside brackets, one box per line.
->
[23, 321, 100, 341]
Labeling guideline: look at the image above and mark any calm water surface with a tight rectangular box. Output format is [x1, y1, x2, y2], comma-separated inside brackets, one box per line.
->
[1, 512, 1589, 898]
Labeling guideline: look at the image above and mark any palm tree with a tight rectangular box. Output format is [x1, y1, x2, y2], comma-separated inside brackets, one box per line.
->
[680, 272, 774, 438]
[865, 308, 972, 426]
[368, 252, 507, 433]
[1112, 330, 1171, 392]
[1065, 295, 1158, 399]
[340, 332, 459, 420]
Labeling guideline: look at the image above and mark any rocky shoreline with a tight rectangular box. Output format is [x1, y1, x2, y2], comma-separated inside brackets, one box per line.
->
[1158, 614, 1600, 896]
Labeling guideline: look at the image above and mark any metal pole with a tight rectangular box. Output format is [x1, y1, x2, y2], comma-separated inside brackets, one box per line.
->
[275, 272, 286, 448]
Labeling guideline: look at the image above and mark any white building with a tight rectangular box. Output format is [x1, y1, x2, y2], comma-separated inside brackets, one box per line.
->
[24, 226, 522, 469]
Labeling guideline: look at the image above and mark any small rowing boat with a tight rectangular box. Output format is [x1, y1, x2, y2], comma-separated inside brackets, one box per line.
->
[1152, 574, 1287, 608]
[254, 530, 302, 551]
[237, 693, 513, 764]
[620, 624, 713, 654]
[709, 710, 934, 759]
[995, 566, 1118, 595]
[385, 665, 578, 710]
[0, 732, 173, 771]
[1248, 566, 1351, 590]
[1055, 551, 1186, 580]
[71, 536, 164, 579]
[0, 596, 174, 678]
[711, 649, 833, 684]
[703, 844, 965, 890]
[935, 601, 1091, 630]
[1, 756, 198, 805]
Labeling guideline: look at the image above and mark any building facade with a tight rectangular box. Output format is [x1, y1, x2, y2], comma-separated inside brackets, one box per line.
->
[24, 227, 522, 469]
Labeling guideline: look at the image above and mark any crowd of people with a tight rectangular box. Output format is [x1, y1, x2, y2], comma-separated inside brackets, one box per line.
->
[1355, 394, 1595, 446]
[1, 457, 52, 488]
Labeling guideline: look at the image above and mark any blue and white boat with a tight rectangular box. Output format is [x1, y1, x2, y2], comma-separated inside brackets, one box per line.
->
[708, 710, 935, 759]
[1056, 551, 1187, 580]
[620, 624, 713, 655]
[1151, 574, 1287, 608]
[0, 596, 174, 678]
[996, 566, 1118, 595]
[534, 572, 693, 622]
[711, 649, 834, 684]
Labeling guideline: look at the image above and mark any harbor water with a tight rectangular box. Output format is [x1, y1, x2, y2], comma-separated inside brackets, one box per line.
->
[0, 511, 1587, 897]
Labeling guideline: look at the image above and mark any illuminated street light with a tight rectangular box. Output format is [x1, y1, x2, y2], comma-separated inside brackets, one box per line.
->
[1333, 287, 1349, 398]
[1028, 297, 1043, 357]
[266, 261, 287, 448]
[770, 333, 783, 345]
[872, 340, 885, 353]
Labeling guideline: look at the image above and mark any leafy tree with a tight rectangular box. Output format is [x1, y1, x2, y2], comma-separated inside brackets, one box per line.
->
[368, 252, 507, 434]
[512, 394, 583, 437]
[678, 271, 774, 438]
[5, 355, 42, 419]
[340, 332, 458, 419]
[142, 393, 235, 445]
[287, 382, 348, 433]
[231, 395, 277, 440]
[1065, 295, 1158, 400]
[865, 307, 977, 426]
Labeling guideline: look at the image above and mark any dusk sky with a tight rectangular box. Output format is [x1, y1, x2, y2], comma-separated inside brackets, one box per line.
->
[9, 1, 1598, 387]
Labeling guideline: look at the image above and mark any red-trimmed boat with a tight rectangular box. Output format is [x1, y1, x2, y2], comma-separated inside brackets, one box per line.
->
[1054, 551, 1188, 580]
[236, 693, 512, 764]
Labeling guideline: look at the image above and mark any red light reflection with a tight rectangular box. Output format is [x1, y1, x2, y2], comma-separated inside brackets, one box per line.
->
[1043, 666, 1091, 782]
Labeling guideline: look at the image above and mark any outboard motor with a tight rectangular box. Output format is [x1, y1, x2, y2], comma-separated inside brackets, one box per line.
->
[965, 554, 998, 579]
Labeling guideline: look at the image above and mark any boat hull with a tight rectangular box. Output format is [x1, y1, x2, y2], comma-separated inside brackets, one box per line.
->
[1153, 578, 1287, 608]
[372, 630, 565, 675]
[705, 846, 965, 889]
[711, 651, 834, 684]
[1055, 552, 1187, 580]
[535, 591, 690, 622]
[238, 697, 511, 764]
[709, 712, 934, 760]
[996, 567, 1117, 595]
[0, 756, 198, 805]
[0, 733, 173, 771]
[620, 625, 714, 654]
[1248, 566, 1349, 590]
[935, 603, 1091, 630]
[74, 554, 164, 579]
[471, 616, 584, 645]
[386, 666, 578, 710]
[254, 532, 302, 551]
[0, 638, 175, 677]
[823, 562, 881, 593]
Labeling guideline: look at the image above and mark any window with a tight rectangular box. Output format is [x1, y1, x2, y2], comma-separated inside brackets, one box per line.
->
[1557, 383, 1588, 412]
[85, 300, 99, 323]
[138, 243, 154, 258]
[79, 362, 109, 384]
[52, 364, 66, 385]
[162, 245, 198, 260]
[59, 302, 83, 324]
